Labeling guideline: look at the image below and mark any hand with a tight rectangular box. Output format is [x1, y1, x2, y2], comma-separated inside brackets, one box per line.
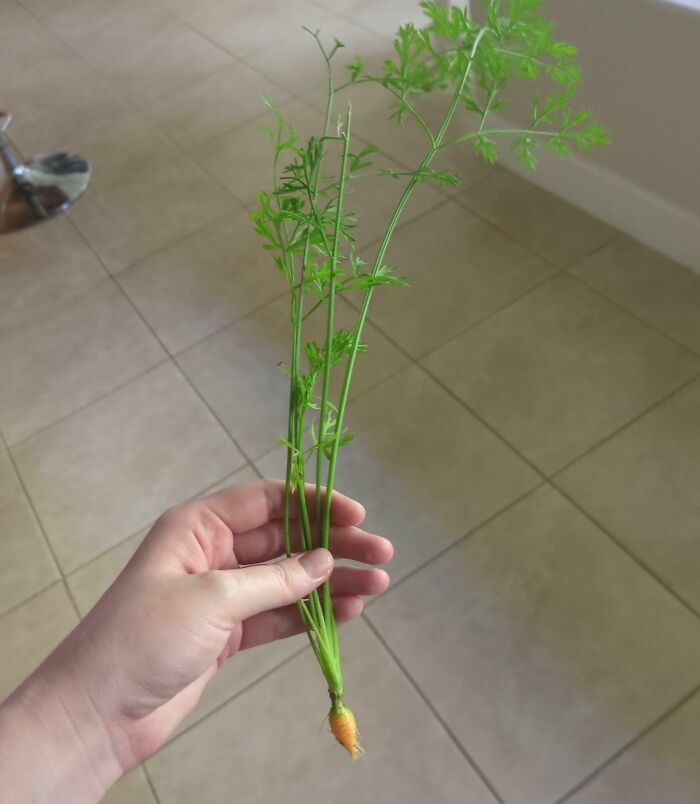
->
[0, 480, 392, 803]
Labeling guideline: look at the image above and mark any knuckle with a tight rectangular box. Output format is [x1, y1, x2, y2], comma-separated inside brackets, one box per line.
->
[269, 560, 296, 595]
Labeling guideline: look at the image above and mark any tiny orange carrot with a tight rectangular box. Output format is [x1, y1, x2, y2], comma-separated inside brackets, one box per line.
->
[329, 704, 363, 760]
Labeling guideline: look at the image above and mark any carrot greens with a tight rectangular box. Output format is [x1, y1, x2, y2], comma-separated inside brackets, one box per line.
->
[251, 0, 609, 757]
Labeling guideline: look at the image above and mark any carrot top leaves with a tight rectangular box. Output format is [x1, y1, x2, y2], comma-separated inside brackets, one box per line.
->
[251, 0, 609, 756]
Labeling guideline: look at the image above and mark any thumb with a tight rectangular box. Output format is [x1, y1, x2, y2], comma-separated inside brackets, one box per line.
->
[215, 548, 333, 622]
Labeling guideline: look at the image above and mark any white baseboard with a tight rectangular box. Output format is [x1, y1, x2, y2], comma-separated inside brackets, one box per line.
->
[487, 115, 700, 273]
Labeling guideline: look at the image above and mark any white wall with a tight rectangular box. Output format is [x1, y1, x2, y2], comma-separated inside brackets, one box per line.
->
[482, 0, 700, 269]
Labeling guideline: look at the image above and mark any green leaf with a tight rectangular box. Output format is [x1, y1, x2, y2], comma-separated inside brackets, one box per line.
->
[549, 40, 577, 58]
[572, 121, 611, 150]
[546, 62, 581, 88]
[508, 0, 544, 21]
[474, 135, 498, 164]
[512, 134, 537, 171]
[350, 143, 380, 173]
[347, 53, 365, 83]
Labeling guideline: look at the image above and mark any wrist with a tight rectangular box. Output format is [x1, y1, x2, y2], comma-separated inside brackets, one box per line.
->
[0, 640, 124, 803]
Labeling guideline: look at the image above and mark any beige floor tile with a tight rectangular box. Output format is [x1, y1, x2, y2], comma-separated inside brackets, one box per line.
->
[148, 61, 291, 151]
[367, 485, 700, 804]
[1, 41, 112, 124]
[147, 619, 497, 804]
[256, 364, 539, 582]
[0, 281, 165, 445]
[178, 294, 409, 460]
[359, 201, 557, 358]
[244, 13, 389, 96]
[8, 95, 179, 193]
[570, 236, 700, 355]
[13, 362, 245, 573]
[310, 0, 361, 12]
[0, 452, 58, 616]
[202, 466, 261, 494]
[69, 156, 238, 273]
[168, 0, 326, 59]
[175, 633, 309, 740]
[555, 378, 700, 614]
[423, 275, 700, 474]
[565, 691, 700, 804]
[46, 0, 233, 106]
[118, 214, 288, 354]
[191, 98, 328, 207]
[459, 169, 616, 267]
[348, 0, 429, 38]
[103, 767, 157, 804]
[11, 0, 77, 18]
[303, 82, 499, 195]
[0, 583, 78, 701]
[0, 2, 67, 79]
[67, 465, 259, 615]
[0, 217, 106, 336]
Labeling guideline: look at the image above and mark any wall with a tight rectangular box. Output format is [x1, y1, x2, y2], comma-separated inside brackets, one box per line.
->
[482, 0, 700, 269]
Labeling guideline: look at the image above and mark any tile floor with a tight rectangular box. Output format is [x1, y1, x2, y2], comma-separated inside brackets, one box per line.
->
[1, 1, 700, 802]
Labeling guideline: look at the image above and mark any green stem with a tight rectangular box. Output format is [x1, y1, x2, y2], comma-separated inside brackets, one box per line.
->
[321, 28, 488, 542]
[286, 32, 343, 689]
[315, 108, 352, 542]
[316, 108, 352, 634]
[335, 77, 435, 147]
[441, 127, 566, 149]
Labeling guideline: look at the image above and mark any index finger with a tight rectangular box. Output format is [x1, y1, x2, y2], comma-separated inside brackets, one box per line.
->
[202, 479, 366, 535]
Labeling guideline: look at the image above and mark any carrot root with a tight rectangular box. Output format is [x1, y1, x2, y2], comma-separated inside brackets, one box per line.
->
[328, 704, 363, 760]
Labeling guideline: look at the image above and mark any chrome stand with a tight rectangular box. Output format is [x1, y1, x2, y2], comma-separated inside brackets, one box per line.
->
[0, 112, 91, 234]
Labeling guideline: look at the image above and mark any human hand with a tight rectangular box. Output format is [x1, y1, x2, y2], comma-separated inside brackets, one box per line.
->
[0, 480, 392, 803]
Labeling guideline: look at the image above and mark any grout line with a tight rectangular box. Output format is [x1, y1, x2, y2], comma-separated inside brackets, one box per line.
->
[141, 764, 163, 804]
[61, 461, 258, 585]
[552, 481, 700, 622]
[362, 268, 559, 365]
[0, 579, 64, 621]
[166, 288, 290, 360]
[417, 360, 547, 477]
[566, 232, 623, 269]
[453, 177, 618, 271]
[107, 268, 262, 471]
[553, 682, 700, 804]
[2, 449, 81, 618]
[156, 641, 313, 749]
[8, 354, 171, 452]
[364, 480, 548, 609]
[567, 269, 700, 361]
[417, 361, 700, 623]
[362, 614, 507, 804]
[54, 217, 262, 468]
[104, 208, 237, 277]
[550, 371, 700, 480]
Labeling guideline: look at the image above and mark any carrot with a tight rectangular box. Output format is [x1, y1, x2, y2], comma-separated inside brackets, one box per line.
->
[329, 704, 363, 760]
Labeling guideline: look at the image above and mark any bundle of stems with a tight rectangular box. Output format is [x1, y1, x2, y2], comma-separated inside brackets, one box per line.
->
[252, 0, 608, 759]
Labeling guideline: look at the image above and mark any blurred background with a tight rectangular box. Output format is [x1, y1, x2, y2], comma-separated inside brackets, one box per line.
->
[1, 1, 700, 803]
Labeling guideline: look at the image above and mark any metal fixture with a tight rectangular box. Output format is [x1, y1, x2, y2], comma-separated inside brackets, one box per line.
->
[0, 111, 91, 234]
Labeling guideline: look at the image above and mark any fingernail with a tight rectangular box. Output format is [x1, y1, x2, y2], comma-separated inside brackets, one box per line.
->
[298, 548, 333, 581]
